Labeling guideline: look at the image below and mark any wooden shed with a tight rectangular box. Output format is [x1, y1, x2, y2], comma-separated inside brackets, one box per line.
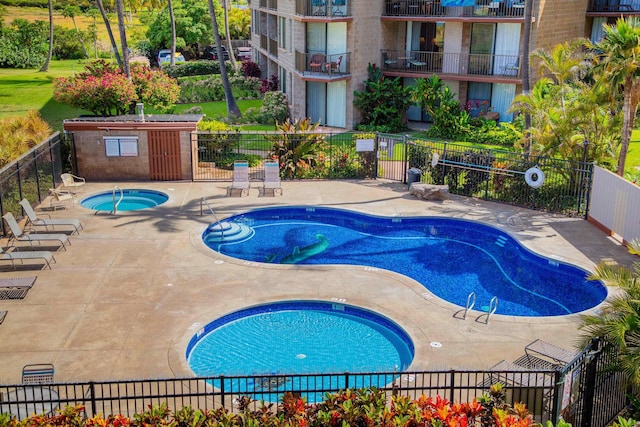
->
[63, 114, 203, 181]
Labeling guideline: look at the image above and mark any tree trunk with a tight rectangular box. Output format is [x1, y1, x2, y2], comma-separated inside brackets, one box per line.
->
[72, 17, 90, 59]
[39, 0, 53, 72]
[223, 0, 237, 69]
[96, 0, 122, 67]
[208, 0, 242, 118]
[116, 0, 131, 79]
[521, 0, 533, 157]
[618, 80, 635, 176]
[169, 0, 176, 66]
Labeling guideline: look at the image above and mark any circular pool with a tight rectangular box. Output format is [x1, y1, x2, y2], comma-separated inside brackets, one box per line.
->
[186, 301, 414, 401]
[81, 189, 168, 212]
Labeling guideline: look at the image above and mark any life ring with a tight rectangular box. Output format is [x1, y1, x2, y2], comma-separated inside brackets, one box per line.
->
[524, 166, 545, 189]
[431, 152, 439, 168]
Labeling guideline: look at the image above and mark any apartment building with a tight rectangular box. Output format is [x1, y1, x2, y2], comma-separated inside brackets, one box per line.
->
[249, 0, 627, 129]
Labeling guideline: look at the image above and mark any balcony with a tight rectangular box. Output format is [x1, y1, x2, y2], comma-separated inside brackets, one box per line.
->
[259, 0, 278, 9]
[588, 0, 640, 13]
[260, 35, 279, 58]
[383, 0, 525, 18]
[295, 51, 351, 78]
[296, 0, 351, 17]
[380, 50, 521, 81]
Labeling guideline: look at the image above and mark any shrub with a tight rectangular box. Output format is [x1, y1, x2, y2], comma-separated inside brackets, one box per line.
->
[258, 91, 289, 124]
[178, 75, 261, 103]
[164, 60, 233, 78]
[53, 60, 179, 116]
[0, 19, 48, 68]
[260, 74, 279, 93]
[131, 64, 180, 113]
[266, 117, 325, 178]
[52, 26, 87, 60]
[0, 111, 52, 167]
[241, 60, 261, 78]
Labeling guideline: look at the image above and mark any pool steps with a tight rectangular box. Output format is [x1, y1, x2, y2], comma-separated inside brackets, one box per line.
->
[206, 222, 253, 243]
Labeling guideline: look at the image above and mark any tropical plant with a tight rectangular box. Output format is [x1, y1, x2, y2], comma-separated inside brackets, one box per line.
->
[353, 63, 412, 132]
[0, 111, 52, 167]
[96, 0, 122, 67]
[578, 240, 640, 385]
[593, 17, 640, 176]
[267, 118, 326, 179]
[62, 5, 89, 58]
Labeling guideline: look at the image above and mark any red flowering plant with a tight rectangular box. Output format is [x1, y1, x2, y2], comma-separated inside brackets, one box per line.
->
[131, 64, 180, 113]
[53, 60, 180, 117]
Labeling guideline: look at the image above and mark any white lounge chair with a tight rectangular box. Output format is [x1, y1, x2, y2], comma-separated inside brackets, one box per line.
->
[261, 161, 283, 196]
[2, 212, 69, 251]
[0, 247, 55, 270]
[49, 189, 74, 210]
[61, 173, 86, 193]
[19, 199, 83, 234]
[227, 160, 251, 197]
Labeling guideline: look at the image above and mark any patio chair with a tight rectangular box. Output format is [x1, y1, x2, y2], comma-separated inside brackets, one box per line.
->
[19, 199, 83, 234]
[0, 246, 55, 270]
[22, 363, 54, 384]
[227, 160, 251, 197]
[326, 55, 343, 75]
[261, 161, 283, 196]
[332, 0, 345, 15]
[0, 311, 6, 324]
[48, 189, 74, 210]
[0, 277, 38, 299]
[524, 339, 577, 368]
[2, 212, 70, 251]
[311, 0, 326, 15]
[309, 54, 325, 72]
[60, 173, 86, 193]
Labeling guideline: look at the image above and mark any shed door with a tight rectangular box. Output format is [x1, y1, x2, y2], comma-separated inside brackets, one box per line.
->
[148, 130, 182, 180]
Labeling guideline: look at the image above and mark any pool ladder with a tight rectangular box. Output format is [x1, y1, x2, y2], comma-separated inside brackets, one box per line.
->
[200, 197, 225, 241]
[111, 186, 123, 214]
[463, 292, 498, 324]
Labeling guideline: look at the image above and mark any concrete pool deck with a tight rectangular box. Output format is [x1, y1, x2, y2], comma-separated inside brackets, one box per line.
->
[0, 179, 636, 384]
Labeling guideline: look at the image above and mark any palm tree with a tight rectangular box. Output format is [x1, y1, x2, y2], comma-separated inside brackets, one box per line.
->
[95, 0, 123, 67]
[521, 0, 532, 156]
[594, 17, 640, 176]
[168, 0, 176, 66]
[207, 0, 241, 118]
[578, 240, 640, 386]
[222, 0, 237, 69]
[115, 0, 131, 78]
[39, 0, 53, 72]
[62, 5, 89, 59]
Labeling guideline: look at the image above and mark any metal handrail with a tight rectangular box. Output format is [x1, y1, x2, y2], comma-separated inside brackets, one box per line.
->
[463, 292, 476, 319]
[200, 197, 225, 241]
[112, 186, 124, 214]
[485, 296, 499, 324]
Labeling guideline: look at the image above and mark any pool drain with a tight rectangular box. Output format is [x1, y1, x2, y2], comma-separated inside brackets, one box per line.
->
[430, 342, 442, 348]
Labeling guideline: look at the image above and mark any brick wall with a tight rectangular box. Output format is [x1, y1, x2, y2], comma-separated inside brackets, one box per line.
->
[533, 0, 589, 53]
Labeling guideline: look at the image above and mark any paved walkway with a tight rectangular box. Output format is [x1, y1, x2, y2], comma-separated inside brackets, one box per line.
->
[0, 180, 635, 384]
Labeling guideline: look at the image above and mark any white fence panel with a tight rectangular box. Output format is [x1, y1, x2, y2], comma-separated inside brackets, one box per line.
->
[589, 166, 640, 245]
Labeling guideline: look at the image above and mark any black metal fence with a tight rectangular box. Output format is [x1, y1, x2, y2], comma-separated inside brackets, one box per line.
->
[0, 338, 630, 427]
[0, 132, 65, 235]
[193, 131, 377, 181]
[193, 131, 592, 218]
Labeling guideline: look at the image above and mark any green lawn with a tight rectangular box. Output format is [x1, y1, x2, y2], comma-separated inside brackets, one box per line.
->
[0, 59, 91, 131]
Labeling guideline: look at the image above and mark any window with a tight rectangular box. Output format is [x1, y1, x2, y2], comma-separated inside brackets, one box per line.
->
[467, 82, 491, 117]
[278, 16, 286, 49]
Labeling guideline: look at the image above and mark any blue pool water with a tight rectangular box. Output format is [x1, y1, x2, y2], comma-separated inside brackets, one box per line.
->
[81, 189, 168, 211]
[187, 301, 414, 402]
[203, 206, 607, 317]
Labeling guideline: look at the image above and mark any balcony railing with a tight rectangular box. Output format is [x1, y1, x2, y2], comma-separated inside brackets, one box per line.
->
[296, 0, 351, 17]
[296, 51, 351, 76]
[588, 0, 640, 12]
[383, 0, 524, 18]
[381, 50, 521, 78]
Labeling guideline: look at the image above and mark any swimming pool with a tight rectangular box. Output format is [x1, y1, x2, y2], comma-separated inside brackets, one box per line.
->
[186, 301, 414, 402]
[81, 189, 169, 211]
[202, 206, 607, 317]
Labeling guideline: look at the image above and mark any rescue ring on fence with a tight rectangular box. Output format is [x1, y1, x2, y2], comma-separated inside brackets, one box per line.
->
[524, 166, 545, 189]
[431, 152, 440, 168]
